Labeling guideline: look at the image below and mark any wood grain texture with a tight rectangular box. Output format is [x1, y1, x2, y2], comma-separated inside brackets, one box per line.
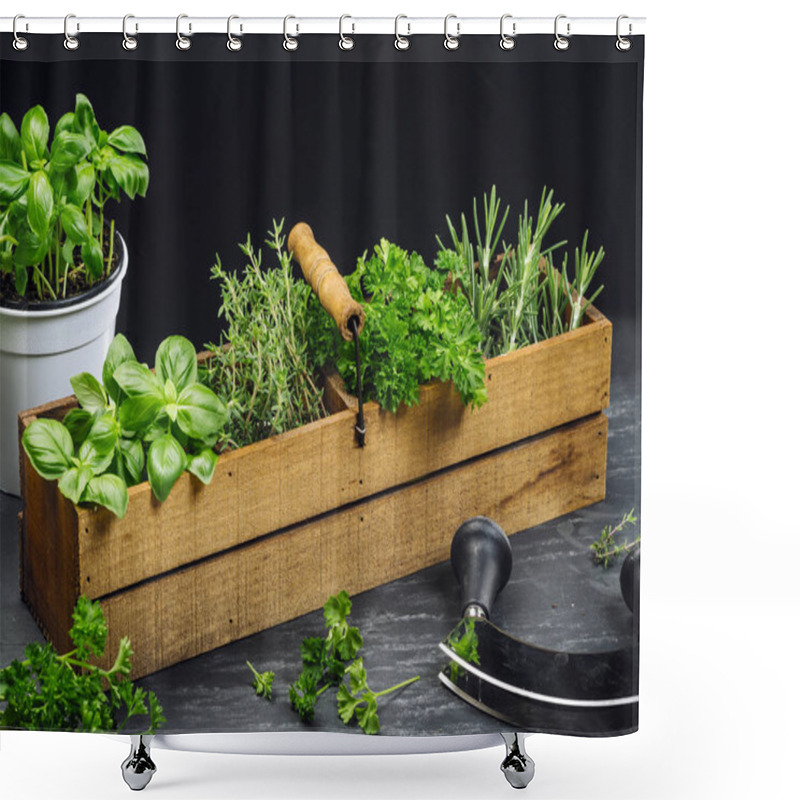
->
[96, 412, 608, 679]
[18, 312, 611, 602]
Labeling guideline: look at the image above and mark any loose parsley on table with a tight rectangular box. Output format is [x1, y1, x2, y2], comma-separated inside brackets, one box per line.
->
[0, 596, 164, 733]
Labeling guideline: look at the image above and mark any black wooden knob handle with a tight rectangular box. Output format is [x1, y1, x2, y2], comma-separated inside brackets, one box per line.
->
[620, 543, 640, 612]
[450, 516, 513, 619]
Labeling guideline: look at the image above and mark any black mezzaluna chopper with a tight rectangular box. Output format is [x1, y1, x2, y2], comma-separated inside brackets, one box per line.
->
[438, 517, 640, 789]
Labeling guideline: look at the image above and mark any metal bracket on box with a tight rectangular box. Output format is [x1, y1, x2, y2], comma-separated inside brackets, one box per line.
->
[121, 735, 156, 791]
[500, 732, 535, 789]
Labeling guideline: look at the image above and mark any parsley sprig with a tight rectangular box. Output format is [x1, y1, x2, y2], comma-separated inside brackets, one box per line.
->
[334, 240, 487, 413]
[337, 658, 420, 735]
[445, 617, 481, 683]
[0, 597, 164, 733]
[271, 590, 418, 734]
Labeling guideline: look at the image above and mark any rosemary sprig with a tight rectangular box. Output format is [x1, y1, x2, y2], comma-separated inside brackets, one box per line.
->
[436, 186, 605, 358]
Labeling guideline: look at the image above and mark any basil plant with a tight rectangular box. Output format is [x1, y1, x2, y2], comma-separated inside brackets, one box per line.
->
[0, 93, 148, 302]
[21, 335, 227, 518]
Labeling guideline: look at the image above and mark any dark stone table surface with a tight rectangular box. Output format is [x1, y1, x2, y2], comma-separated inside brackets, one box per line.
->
[0, 322, 640, 737]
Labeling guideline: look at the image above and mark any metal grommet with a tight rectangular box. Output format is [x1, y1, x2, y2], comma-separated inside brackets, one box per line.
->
[339, 14, 355, 50]
[176, 13, 191, 50]
[554, 14, 570, 51]
[444, 14, 460, 51]
[616, 15, 632, 51]
[394, 15, 410, 50]
[500, 14, 515, 50]
[64, 14, 79, 51]
[227, 15, 242, 51]
[122, 14, 138, 51]
[12, 14, 29, 51]
[283, 15, 298, 51]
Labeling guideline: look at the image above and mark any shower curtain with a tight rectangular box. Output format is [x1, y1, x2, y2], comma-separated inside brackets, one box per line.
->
[1, 26, 643, 741]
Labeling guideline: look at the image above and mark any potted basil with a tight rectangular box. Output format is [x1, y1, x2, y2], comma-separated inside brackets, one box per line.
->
[0, 94, 148, 494]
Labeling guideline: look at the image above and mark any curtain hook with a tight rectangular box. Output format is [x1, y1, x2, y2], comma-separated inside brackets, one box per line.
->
[339, 14, 355, 51]
[394, 15, 410, 50]
[64, 14, 80, 51]
[227, 15, 242, 51]
[12, 14, 29, 51]
[554, 14, 570, 51]
[616, 15, 632, 51]
[176, 14, 191, 50]
[122, 15, 138, 51]
[444, 14, 460, 51]
[283, 15, 299, 51]
[500, 14, 516, 50]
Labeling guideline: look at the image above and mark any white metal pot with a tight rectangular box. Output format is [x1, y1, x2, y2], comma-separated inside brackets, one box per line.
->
[0, 233, 128, 495]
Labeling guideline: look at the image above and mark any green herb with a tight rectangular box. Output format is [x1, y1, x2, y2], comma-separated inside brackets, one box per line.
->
[0, 94, 148, 302]
[201, 220, 331, 449]
[444, 617, 480, 683]
[246, 661, 275, 700]
[331, 239, 487, 413]
[276, 590, 418, 733]
[0, 597, 164, 733]
[21, 333, 227, 516]
[590, 509, 639, 568]
[337, 658, 420, 735]
[436, 186, 605, 357]
[288, 590, 363, 722]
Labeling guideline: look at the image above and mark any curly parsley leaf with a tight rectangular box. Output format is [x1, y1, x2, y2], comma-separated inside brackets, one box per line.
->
[246, 661, 275, 700]
[0, 597, 164, 733]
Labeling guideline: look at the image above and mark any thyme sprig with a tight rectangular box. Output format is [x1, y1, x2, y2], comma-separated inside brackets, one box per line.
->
[590, 509, 639, 568]
[201, 220, 331, 449]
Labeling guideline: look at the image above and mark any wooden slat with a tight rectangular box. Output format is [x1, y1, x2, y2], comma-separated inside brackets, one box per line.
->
[99, 413, 608, 679]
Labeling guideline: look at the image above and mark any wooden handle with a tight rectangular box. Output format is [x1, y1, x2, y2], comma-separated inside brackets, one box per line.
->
[288, 222, 365, 341]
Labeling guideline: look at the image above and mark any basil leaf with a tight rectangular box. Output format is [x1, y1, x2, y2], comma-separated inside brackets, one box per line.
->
[119, 395, 164, 435]
[102, 333, 137, 403]
[146, 434, 188, 503]
[109, 155, 140, 201]
[53, 111, 75, 140]
[118, 438, 145, 486]
[59, 204, 89, 245]
[21, 418, 74, 480]
[84, 474, 129, 519]
[14, 263, 28, 295]
[155, 336, 197, 393]
[12, 228, 46, 269]
[127, 155, 149, 197]
[26, 171, 53, 238]
[175, 384, 226, 440]
[0, 161, 29, 202]
[83, 413, 118, 457]
[20, 105, 49, 163]
[80, 238, 104, 280]
[62, 237, 76, 266]
[70, 372, 107, 412]
[49, 132, 91, 172]
[113, 361, 163, 398]
[62, 408, 95, 449]
[58, 465, 94, 505]
[107, 125, 147, 157]
[187, 448, 218, 485]
[66, 162, 95, 207]
[0, 113, 22, 162]
[74, 94, 100, 145]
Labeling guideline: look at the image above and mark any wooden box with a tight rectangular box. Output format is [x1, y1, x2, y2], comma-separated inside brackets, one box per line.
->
[18, 304, 611, 679]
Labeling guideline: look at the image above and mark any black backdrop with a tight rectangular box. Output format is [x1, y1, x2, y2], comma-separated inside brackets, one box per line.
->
[1, 34, 643, 364]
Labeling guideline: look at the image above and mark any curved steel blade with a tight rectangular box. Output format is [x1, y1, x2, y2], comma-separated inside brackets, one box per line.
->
[440, 617, 638, 708]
